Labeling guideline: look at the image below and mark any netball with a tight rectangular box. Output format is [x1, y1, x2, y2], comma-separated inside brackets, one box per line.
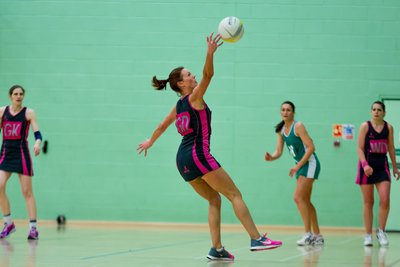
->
[218, 16, 244, 43]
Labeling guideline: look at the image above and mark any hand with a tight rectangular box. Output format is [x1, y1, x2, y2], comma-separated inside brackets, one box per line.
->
[393, 169, 400, 180]
[363, 165, 373, 177]
[33, 142, 41, 156]
[206, 33, 223, 54]
[265, 152, 273, 161]
[137, 139, 152, 157]
[289, 165, 299, 177]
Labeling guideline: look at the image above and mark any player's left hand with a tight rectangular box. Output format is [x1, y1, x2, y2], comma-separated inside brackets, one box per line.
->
[289, 165, 299, 177]
[33, 142, 41, 156]
[394, 168, 400, 180]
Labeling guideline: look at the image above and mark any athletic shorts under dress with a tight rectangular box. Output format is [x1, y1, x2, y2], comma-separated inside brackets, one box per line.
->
[0, 106, 33, 176]
[175, 95, 220, 181]
[356, 121, 391, 185]
[281, 121, 320, 179]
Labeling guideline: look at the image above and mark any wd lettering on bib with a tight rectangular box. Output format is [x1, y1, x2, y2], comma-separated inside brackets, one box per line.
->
[176, 112, 193, 136]
[3, 121, 22, 140]
[369, 139, 388, 154]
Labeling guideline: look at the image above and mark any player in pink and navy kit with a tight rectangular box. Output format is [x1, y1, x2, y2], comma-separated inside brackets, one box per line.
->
[175, 94, 220, 181]
[0, 85, 42, 240]
[137, 33, 282, 261]
[357, 101, 399, 247]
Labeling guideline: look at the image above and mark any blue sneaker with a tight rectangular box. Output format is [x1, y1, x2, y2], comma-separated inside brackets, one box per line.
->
[250, 233, 282, 251]
[207, 247, 235, 261]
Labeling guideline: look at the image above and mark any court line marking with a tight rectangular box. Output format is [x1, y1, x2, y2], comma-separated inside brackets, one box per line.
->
[80, 238, 209, 260]
[81, 233, 242, 260]
[279, 246, 324, 261]
[387, 257, 400, 267]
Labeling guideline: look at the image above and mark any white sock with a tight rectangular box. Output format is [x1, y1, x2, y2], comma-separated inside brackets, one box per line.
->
[3, 214, 12, 225]
[29, 220, 37, 229]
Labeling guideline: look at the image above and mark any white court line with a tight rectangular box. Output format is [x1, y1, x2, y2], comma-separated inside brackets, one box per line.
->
[336, 236, 360, 245]
[279, 246, 323, 262]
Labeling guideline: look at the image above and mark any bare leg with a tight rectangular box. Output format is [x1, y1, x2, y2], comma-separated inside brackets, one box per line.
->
[309, 203, 321, 235]
[202, 168, 260, 240]
[0, 171, 12, 217]
[360, 185, 374, 234]
[189, 177, 222, 248]
[294, 176, 316, 234]
[18, 174, 37, 221]
[375, 181, 390, 231]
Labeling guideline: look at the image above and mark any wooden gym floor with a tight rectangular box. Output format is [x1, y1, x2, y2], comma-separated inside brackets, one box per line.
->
[0, 221, 399, 267]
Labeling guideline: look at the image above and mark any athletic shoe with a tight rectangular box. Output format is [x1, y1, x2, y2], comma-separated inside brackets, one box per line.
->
[296, 232, 313, 246]
[364, 234, 373, 246]
[27, 227, 39, 240]
[207, 247, 234, 261]
[312, 235, 324, 246]
[250, 233, 282, 251]
[376, 229, 388, 246]
[0, 223, 16, 239]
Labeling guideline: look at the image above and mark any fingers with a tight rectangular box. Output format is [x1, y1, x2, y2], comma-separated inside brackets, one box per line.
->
[34, 147, 40, 156]
[207, 33, 223, 46]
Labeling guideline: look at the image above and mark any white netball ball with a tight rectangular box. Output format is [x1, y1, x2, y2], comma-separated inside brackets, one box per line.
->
[218, 16, 244, 43]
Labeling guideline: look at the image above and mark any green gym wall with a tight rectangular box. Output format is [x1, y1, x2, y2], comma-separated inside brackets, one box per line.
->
[1, 0, 399, 228]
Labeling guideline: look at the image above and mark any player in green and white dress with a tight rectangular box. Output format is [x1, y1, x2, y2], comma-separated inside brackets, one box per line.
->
[265, 101, 323, 246]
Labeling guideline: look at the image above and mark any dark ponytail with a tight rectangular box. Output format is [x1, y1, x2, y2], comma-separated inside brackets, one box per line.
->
[274, 100, 296, 133]
[152, 76, 169, 90]
[151, 66, 184, 94]
[275, 121, 285, 133]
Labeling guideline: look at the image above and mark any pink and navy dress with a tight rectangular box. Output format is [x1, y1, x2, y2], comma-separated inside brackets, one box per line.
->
[356, 121, 390, 185]
[0, 106, 33, 176]
[175, 95, 220, 181]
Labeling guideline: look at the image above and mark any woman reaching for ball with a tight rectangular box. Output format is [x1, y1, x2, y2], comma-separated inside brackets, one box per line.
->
[265, 101, 324, 246]
[137, 33, 282, 261]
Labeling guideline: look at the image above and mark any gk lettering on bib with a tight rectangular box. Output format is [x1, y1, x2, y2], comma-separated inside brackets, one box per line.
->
[3, 121, 22, 140]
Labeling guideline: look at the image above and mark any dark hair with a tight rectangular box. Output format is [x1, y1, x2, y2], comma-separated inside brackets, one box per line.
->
[9, 84, 25, 96]
[275, 101, 296, 133]
[371, 100, 385, 112]
[152, 66, 184, 93]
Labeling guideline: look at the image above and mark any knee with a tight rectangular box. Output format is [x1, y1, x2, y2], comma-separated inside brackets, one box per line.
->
[364, 199, 374, 208]
[380, 198, 390, 209]
[225, 190, 242, 203]
[209, 192, 222, 207]
[22, 189, 33, 199]
[0, 183, 6, 194]
[294, 195, 307, 205]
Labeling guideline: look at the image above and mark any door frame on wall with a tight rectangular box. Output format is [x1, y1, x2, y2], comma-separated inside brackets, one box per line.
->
[381, 97, 400, 231]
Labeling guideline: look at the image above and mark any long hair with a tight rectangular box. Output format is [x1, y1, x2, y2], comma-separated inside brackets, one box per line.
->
[275, 101, 296, 133]
[151, 66, 184, 94]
